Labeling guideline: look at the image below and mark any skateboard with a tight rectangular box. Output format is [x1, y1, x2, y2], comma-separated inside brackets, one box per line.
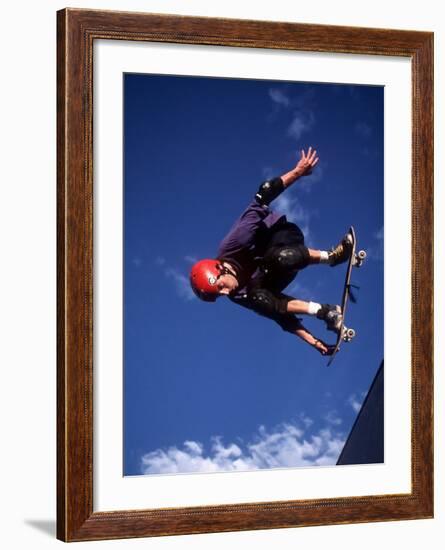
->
[327, 226, 366, 366]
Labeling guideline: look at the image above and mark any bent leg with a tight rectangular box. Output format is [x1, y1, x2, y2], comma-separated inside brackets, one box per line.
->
[308, 248, 330, 265]
[308, 233, 353, 267]
[286, 300, 340, 325]
[286, 299, 315, 315]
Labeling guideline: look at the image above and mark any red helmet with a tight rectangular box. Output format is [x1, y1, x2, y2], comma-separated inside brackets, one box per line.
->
[189, 259, 222, 302]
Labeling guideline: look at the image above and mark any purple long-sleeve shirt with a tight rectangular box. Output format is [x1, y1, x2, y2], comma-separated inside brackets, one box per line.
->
[217, 200, 285, 290]
[216, 197, 303, 334]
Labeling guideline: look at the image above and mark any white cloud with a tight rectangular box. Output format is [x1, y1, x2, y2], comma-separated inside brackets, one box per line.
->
[184, 255, 198, 264]
[266, 89, 321, 192]
[183, 440, 204, 455]
[267, 88, 315, 140]
[375, 227, 384, 241]
[262, 166, 275, 180]
[347, 392, 366, 413]
[324, 410, 343, 426]
[165, 268, 196, 302]
[140, 418, 345, 475]
[367, 226, 384, 261]
[287, 111, 315, 140]
[298, 413, 314, 429]
[269, 88, 291, 107]
[274, 194, 309, 227]
[154, 255, 197, 301]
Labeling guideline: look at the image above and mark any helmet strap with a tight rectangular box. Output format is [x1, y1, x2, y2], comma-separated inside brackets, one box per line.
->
[218, 262, 237, 279]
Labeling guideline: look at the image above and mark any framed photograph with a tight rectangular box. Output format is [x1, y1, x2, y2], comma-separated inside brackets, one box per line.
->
[57, 8, 433, 542]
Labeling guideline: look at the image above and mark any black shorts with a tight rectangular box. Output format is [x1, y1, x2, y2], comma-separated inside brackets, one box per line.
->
[265, 221, 305, 248]
[259, 221, 309, 292]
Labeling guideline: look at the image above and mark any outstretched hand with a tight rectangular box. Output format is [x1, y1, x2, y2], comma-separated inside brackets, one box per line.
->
[294, 146, 319, 177]
[280, 146, 320, 188]
[314, 339, 336, 356]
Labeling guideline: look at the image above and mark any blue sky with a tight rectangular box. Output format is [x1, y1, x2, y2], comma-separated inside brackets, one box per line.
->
[123, 73, 383, 476]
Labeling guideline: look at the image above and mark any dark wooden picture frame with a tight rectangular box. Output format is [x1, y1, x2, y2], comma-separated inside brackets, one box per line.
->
[57, 8, 434, 542]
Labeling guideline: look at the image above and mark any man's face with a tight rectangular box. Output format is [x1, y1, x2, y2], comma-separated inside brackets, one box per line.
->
[216, 272, 239, 296]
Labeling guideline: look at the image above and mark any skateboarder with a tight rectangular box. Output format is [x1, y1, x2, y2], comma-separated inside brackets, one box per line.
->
[190, 147, 352, 356]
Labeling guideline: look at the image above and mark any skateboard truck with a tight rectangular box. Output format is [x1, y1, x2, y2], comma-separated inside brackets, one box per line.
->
[342, 325, 356, 342]
[353, 249, 367, 268]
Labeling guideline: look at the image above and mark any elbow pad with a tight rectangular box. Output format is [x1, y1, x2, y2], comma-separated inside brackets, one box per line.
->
[255, 177, 285, 206]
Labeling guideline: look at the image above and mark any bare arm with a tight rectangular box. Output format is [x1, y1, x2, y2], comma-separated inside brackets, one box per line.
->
[280, 147, 319, 188]
[236, 289, 334, 356]
[293, 324, 335, 356]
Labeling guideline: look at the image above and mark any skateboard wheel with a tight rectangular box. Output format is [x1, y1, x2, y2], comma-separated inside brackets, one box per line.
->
[346, 328, 355, 339]
[358, 250, 367, 260]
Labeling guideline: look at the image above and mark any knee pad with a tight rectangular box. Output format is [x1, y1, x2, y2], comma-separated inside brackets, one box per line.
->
[249, 288, 289, 316]
[267, 245, 310, 272]
[255, 177, 285, 206]
[279, 245, 310, 270]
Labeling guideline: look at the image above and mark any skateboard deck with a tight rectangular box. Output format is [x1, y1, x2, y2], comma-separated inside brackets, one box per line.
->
[327, 226, 366, 367]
